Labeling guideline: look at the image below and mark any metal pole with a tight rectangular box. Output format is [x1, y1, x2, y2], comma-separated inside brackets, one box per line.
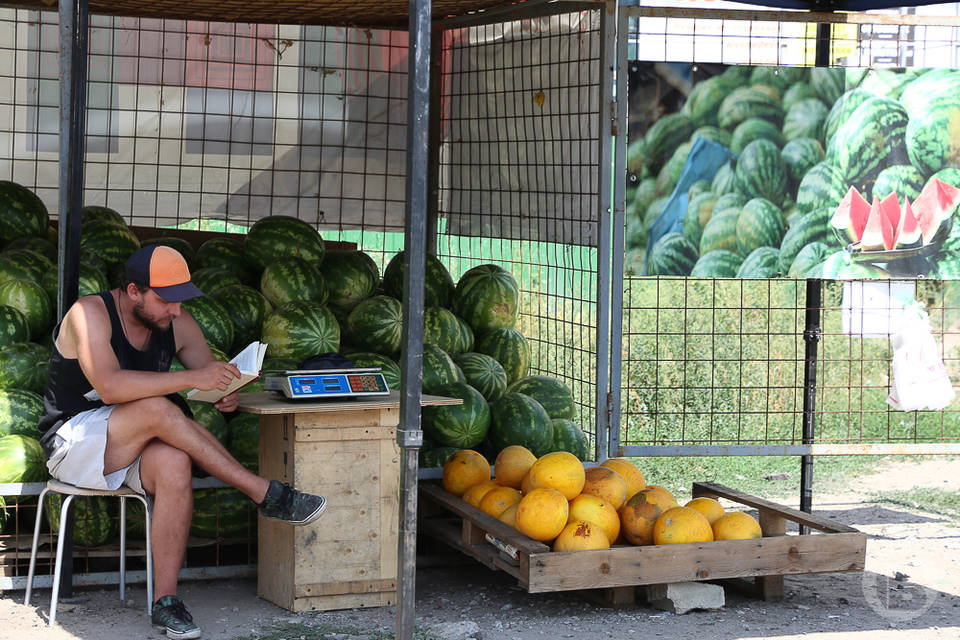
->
[425, 28, 443, 254]
[799, 22, 831, 533]
[396, 0, 432, 636]
[57, 0, 90, 598]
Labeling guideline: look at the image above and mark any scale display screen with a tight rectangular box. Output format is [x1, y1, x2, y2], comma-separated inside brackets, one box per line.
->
[263, 368, 390, 400]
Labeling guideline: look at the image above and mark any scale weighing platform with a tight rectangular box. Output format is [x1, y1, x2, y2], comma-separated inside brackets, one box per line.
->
[262, 367, 390, 400]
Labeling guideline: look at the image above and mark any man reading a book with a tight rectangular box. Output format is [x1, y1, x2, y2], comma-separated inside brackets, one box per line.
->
[37, 245, 326, 639]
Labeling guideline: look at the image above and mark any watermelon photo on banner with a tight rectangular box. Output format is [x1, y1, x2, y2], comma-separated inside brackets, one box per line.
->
[625, 63, 960, 280]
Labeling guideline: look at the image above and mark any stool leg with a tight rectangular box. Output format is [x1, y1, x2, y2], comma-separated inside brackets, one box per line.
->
[141, 495, 153, 616]
[119, 496, 127, 602]
[24, 488, 51, 607]
[49, 495, 75, 627]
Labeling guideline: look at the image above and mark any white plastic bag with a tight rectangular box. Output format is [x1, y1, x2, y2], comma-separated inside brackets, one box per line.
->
[887, 305, 955, 411]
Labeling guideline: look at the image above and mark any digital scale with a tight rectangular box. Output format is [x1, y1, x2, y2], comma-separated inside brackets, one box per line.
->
[262, 367, 390, 400]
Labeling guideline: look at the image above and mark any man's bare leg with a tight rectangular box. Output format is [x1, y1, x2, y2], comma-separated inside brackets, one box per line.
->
[139, 440, 192, 598]
[103, 396, 269, 502]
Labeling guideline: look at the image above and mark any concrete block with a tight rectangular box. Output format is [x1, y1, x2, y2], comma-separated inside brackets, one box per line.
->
[647, 581, 725, 614]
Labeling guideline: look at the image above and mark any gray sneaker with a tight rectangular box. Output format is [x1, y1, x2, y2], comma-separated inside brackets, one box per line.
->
[259, 480, 327, 525]
[152, 595, 201, 639]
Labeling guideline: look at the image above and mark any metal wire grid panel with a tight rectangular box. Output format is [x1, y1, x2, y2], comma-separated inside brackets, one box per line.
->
[436, 9, 606, 447]
[615, 5, 960, 456]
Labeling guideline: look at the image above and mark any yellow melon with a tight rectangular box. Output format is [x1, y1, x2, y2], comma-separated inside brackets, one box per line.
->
[568, 493, 620, 544]
[479, 485, 523, 518]
[520, 469, 534, 494]
[712, 511, 762, 540]
[645, 484, 678, 508]
[498, 503, 519, 528]
[515, 487, 569, 542]
[553, 520, 611, 552]
[580, 466, 628, 510]
[528, 451, 585, 500]
[685, 497, 725, 525]
[494, 445, 537, 489]
[442, 449, 491, 496]
[618, 487, 674, 545]
[599, 458, 646, 499]
[462, 479, 500, 508]
[652, 506, 714, 545]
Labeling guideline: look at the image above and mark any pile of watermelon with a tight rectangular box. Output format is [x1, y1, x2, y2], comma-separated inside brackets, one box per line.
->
[626, 65, 960, 279]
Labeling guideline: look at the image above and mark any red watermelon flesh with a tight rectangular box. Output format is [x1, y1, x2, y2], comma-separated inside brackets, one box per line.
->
[831, 186, 872, 244]
[878, 192, 901, 251]
[895, 198, 922, 249]
[859, 197, 886, 252]
[912, 177, 960, 245]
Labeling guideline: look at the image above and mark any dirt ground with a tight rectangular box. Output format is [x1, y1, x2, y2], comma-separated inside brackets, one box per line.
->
[1, 458, 959, 640]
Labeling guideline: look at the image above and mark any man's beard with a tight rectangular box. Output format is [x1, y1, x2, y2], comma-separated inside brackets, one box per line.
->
[132, 299, 171, 333]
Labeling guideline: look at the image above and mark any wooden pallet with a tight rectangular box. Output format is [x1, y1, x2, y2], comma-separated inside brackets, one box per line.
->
[419, 481, 866, 604]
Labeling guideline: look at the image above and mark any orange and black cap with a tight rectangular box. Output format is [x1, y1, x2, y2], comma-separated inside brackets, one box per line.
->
[124, 245, 204, 302]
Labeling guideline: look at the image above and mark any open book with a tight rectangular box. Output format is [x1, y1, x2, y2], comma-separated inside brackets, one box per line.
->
[186, 341, 268, 403]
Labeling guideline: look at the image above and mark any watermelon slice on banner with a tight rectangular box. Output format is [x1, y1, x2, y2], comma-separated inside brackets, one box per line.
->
[912, 177, 960, 245]
[859, 196, 886, 252]
[894, 198, 922, 250]
[878, 192, 901, 251]
[830, 186, 871, 244]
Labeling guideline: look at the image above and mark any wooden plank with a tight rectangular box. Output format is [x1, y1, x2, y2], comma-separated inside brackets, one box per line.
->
[238, 391, 460, 415]
[526, 533, 866, 593]
[297, 426, 397, 442]
[296, 409, 396, 430]
[290, 590, 395, 612]
[756, 505, 787, 601]
[418, 517, 525, 583]
[296, 578, 396, 598]
[692, 482, 859, 534]
[420, 484, 550, 556]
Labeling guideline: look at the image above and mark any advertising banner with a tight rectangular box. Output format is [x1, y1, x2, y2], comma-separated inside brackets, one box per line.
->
[626, 64, 960, 279]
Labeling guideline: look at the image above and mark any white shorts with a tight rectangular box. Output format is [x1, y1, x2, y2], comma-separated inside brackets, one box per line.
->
[45, 405, 145, 495]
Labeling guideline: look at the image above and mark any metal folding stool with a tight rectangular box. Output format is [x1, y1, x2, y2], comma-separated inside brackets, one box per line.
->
[24, 479, 153, 626]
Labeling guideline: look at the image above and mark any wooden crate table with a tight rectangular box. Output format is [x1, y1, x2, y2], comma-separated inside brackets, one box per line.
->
[419, 481, 866, 605]
[238, 391, 459, 612]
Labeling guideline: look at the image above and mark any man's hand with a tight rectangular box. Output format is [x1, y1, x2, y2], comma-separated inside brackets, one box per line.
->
[214, 391, 240, 413]
[191, 360, 241, 391]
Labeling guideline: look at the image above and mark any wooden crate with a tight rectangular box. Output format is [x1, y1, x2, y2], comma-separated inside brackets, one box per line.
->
[419, 481, 866, 604]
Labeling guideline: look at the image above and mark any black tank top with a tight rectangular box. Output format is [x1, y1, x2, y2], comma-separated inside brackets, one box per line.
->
[37, 291, 188, 453]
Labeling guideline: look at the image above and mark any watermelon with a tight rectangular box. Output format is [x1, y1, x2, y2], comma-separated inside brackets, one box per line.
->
[735, 139, 788, 206]
[905, 95, 960, 176]
[45, 494, 116, 547]
[243, 216, 325, 273]
[0, 304, 30, 350]
[810, 67, 846, 106]
[711, 161, 738, 196]
[781, 137, 824, 186]
[648, 232, 698, 276]
[822, 88, 874, 144]
[796, 161, 848, 215]
[81, 204, 126, 227]
[933, 167, 960, 190]
[424, 306, 462, 354]
[820, 250, 889, 279]
[718, 87, 783, 130]
[191, 488, 254, 539]
[422, 344, 461, 394]
[505, 375, 575, 420]
[260, 256, 328, 308]
[383, 252, 454, 309]
[475, 327, 530, 384]
[452, 315, 475, 355]
[779, 207, 833, 274]
[190, 267, 242, 295]
[688, 126, 731, 149]
[737, 247, 781, 278]
[900, 69, 960, 114]
[826, 97, 909, 191]
[859, 68, 917, 100]
[871, 165, 925, 204]
[550, 419, 590, 461]
[0, 434, 47, 483]
[342, 351, 401, 390]
[196, 236, 259, 286]
[187, 400, 228, 445]
[730, 117, 784, 153]
[453, 264, 520, 334]
[262, 301, 340, 362]
[0, 249, 50, 286]
[452, 352, 509, 403]
[719, 65, 752, 88]
[122, 498, 148, 539]
[0, 181, 49, 244]
[698, 209, 740, 256]
[488, 392, 554, 457]
[3, 236, 57, 262]
[749, 66, 792, 94]
[713, 192, 746, 214]
[782, 82, 818, 110]
[318, 250, 378, 312]
[182, 296, 235, 354]
[626, 138, 646, 177]
[227, 413, 259, 472]
[422, 382, 491, 448]
[643, 112, 694, 172]
[684, 77, 727, 128]
[0, 342, 49, 394]
[913, 177, 960, 245]
[0, 389, 43, 437]
[346, 295, 403, 356]
[690, 250, 743, 277]
[736, 197, 787, 256]
[419, 445, 459, 469]
[211, 284, 272, 351]
[40, 261, 110, 307]
[787, 242, 831, 277]
[782, 98, 828, 142]
[79, 220, 141, 271]
[656, 141, 693, 196]
[140, 237, 197, 269]
[0, 278, 51, 340]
